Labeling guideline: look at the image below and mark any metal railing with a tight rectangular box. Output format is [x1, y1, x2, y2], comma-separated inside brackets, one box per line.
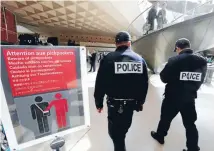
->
[127, 5, 152, 31]
[127, 0, 214, 34]
[171, 0, 213, 23]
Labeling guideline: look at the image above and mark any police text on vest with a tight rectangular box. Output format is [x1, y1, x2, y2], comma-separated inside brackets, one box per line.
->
[180, 72, 202, 81]
[115, 62, 143, 74]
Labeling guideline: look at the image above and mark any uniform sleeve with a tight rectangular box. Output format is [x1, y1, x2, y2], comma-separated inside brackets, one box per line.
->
[94, 58, 106, 109]
[160, 58, 175, 83]
[141, 61, 149, 104]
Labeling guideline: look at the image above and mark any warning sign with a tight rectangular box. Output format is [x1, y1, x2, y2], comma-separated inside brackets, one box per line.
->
[1, 46, 89, 149]
[3, 49, 77, 97]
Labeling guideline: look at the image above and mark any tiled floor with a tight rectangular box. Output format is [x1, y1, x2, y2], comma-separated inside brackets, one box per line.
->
[23, 73, 214, 151]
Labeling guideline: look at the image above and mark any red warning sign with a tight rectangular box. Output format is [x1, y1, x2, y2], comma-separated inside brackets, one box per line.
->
[3, 48, 77, 97]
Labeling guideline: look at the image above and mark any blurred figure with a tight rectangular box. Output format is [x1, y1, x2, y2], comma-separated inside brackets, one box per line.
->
[34, 33, 40, 44]
[88, 50, 97, 72]
[87, 50, 92, 63]
[147, 2, 158, 32]
[157, 2, 167, 29]
[67, 39, 73, 46]
[18, 34, 39, 45]
[68, 39, 76, 46]
[98, 52, 102, 63]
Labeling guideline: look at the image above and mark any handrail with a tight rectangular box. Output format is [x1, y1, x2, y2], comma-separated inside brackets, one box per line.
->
[127, 5, 152, 31]
[171, 0, 213, 23]
[127, 0, 213, 32]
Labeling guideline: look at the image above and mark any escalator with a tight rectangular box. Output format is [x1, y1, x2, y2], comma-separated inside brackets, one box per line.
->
[131, 5, 214, 73]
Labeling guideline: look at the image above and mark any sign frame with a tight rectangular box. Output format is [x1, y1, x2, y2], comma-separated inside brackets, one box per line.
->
[0, 45, 90, 150]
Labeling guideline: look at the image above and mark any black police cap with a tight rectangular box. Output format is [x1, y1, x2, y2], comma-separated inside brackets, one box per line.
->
[174, 38, 191, 52]
[115, 31, 131, 43]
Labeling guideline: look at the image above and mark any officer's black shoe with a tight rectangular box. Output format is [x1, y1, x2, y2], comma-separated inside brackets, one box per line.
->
[183, 147, 200, 151]
[151, 131, 165, 145]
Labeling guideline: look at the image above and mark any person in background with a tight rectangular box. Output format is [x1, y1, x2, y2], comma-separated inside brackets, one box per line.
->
[87, 50, 91, 64]
[18, 34, 38, 45]
[98, 52, 102, 63]
[88, 50, 97, 72]
[68, 39, 76, 46]
[67, 39, 72, 46]
[157, 2, 167, 29]
[147, 2, 158, 32]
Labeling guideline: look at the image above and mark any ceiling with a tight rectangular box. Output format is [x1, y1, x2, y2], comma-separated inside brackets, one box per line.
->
[1, 0, 136, 37]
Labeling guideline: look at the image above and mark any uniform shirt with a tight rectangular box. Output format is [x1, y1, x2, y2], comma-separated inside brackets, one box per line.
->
[160, 49, 207, 100]
[94, 46, 149, 109]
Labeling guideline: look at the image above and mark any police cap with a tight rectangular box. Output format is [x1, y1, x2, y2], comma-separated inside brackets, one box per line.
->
[115, 31, 131, 43]
[174, 38, 191, 52]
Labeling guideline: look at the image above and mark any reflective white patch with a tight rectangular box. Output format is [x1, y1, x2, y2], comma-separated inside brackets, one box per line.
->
[180, 72, 202, 81]
[115, 62, 143, 74]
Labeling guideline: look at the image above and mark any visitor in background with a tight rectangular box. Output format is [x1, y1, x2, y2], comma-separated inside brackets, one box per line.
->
[68, 39, 76, 46]
[147, 2, 158, 32]
[89, 50, 97, 72]
[157, 2, 167, 29]
[98, 52, 102, 63]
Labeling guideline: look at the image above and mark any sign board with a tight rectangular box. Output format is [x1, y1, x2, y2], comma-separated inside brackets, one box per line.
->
[0, 46, 90, 150]
[0, 7, 18, 44]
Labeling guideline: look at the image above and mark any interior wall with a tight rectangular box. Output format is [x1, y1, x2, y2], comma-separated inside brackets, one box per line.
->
[17, 32, 115, 45]
[58, 34, 114, 44]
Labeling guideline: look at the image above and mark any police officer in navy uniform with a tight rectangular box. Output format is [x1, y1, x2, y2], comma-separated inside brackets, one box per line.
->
[151, 38, 207, 151]
[94, 31, 149, 151]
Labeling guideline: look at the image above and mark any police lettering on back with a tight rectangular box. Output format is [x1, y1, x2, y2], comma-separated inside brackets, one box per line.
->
[180, 72, 202, 81]
[115, 62, 143, 74]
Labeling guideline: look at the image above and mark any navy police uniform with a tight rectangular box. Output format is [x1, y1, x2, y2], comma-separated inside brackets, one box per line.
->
[94, 31, 149, 151]
[151, 38, 207, 151]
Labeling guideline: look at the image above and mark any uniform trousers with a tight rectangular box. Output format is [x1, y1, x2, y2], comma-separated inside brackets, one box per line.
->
[107, 99, 135, 151]
[157, 96, 199, 150]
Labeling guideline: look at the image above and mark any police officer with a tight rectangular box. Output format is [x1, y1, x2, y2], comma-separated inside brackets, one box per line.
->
[94, 31, 149, 151]
[151, 38, 207, 151]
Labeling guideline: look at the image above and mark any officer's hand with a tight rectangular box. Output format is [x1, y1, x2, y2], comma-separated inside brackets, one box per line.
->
[97, 108, 103, 113]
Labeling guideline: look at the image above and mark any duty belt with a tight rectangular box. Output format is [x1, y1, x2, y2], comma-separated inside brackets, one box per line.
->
[107, 97, 138, 114]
